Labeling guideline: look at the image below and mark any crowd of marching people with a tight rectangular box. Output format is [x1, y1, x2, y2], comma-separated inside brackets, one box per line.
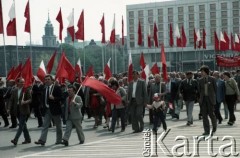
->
[0, 65, 240, 146]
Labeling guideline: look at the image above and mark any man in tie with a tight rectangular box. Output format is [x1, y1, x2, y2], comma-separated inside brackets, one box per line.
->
[198, 65, 217, 136]
[35, 75, 63, 146]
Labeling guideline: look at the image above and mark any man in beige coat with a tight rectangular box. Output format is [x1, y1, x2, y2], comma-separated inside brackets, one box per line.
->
[61, 85, 85, 146]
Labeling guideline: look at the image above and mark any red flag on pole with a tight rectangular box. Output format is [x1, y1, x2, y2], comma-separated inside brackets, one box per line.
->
[137, 20, 142, 46]
[86, 65, 94, 77]
[36, 60, 46, 82]
[75, 58, 82, 83]
[75, 10, 84, 41]
[223, 31, 229, 50]
[235, 34, 240, 52]
[151, 63, 160, 75]
[100, 14, 106, 43]
[6, 66, 15, 81]
[122, 16, 124, 45]
[56, 8, 63, 41]
[147, 25, 151, 48]
[202, 28, 206, 49]
[67, 10, 74, 42]
[46, 51, 56, 74]
[0, 0, 4, 34]
[104, 58, 112, 80]
[128, 52, 133, 82]
[110, 15, 115, 44]
[24, 1, 30, 33]
[82, 77, 121, 105]
[161, 44, 168, 82]
[140, 52, 146, 69]
[12, 63, 22, 80]
[153, 22, 158, 47]
[214, 31, 219, 51]
[6, 1, 16, 36]
[220, 31, 226, 51]
[169, 23, 174, 47]
[22, 58, 33, 89]
[181, 26, 187, 47]
[194, 29, 197, 49]
[175, 24, 181, 47]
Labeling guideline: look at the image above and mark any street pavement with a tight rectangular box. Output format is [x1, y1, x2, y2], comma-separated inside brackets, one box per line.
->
[0, 104, 240, 158]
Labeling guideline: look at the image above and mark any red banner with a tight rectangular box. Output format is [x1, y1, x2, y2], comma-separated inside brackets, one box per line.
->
[216, 55, 240, 67]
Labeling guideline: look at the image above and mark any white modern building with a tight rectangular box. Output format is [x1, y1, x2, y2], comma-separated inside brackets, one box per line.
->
[126, 0, 240, 71]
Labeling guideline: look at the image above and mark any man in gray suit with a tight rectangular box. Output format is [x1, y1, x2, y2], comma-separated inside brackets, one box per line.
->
[198, 65, 217, 136]
[61, 85, 85, 146]
[128, 71, 147, 133]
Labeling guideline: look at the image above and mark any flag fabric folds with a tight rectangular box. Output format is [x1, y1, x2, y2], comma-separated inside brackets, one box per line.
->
[181, 26, 187, 47]
[175, 24, 181, 47]
[139, 52, 146, 80]
[37, 60, 46, 82]
[56, 8, 63, 41]
[46, 51, 56, 74]
[100, 14, 106, 43]
[86, 65, 94, 77]
[151, 63, 160, 75]
[169, 23, 174, 47]
[128, 52, 133, 82]
[0, 0, 3, 34]
[6, 66, 15, 81]
[161, 44, 168, 82]
[220, 31, 227, 51]
[24, 1, 30, 33]
[104, 58, 112, 80]
[137, 20, 142, 46]
[6, 1, 16, 36]
[82, 77, 121, 105]
[153, 22, 158, 47]
[202, 28, 206, 49]
[214, 31, 219, 51]
[21, 58, 33, 89]
[110, 15, 115, 44]
[67, 10, 74, 42]
[75, 10, 84, 41]
[235, 34, 240, 52]
[75, 58, 82, 83]
[147, 25, 151, 48]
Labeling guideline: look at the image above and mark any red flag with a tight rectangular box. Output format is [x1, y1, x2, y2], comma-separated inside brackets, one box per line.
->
[151, 63, 160, 75]
[194, 29, 197, 49]
[110, 15, 115, 44]
[67, 10, 74, 42]
[224, 31, 229, 50]
[56, 8, 63, 41]
[202, 28, 206, 49]
[104, 58, 112, 80]
[0, 0, 4, 34]
[6, 66, 15, 81]
[82, 77, 121, 105]
[220, 31, 227, 51]
[137, 20, 142, 46]
[22, 58, 33, 89]
[12, 63, 22, 80]
[6, 1, 16, 36]
[24, 1, 30, 33]
[36, 60, 46, 82]
[169, 23, 173, 47]
[153, 22, 158, 47]
[122, 16, 124, 45]
[214, 31, 219, 51]
[175, 24, 181, 47]
[75, 10, 84, 41]
[128, 52, 133, 82]
[75, 58, 82, 83]
[147, 25, 151, 48]
[161, 44, 168, 82]
[100, 14, 106, 43]
[181, 26, 187, 47]
[86, 65, 94, 77]
[46, 51, 56, 74]
[55, 53, 75, 82]
[235, 34, 240, 52]
[140, 52, 146, 69]
[231, 33, 235, 51]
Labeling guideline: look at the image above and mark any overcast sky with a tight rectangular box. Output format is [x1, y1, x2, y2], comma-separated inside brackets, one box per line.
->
[0, 0, 171, 45]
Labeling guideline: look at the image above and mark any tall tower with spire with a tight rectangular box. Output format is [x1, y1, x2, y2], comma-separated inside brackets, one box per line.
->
[42, 12, 57, 47]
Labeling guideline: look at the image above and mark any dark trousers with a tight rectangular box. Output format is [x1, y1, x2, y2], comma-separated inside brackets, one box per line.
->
[14, 114, 31, 142]
[10, 111, 17, 127]
[225, 95, 236, 123]
[149, 109, 153, 124]
[111, 108, 125, 131]
[130, 99, 144, 132]
[0, 105, 9, 126]
[215, 101, 223, 122]
[153, 110, 167, 132]
[201, 96, 217, 133]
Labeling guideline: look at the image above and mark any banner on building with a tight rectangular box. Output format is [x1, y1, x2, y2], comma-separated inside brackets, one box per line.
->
[216, 55, 240, 67]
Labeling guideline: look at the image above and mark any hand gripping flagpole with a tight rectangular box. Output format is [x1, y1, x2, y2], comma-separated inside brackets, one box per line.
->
[73, 84, 82, 102]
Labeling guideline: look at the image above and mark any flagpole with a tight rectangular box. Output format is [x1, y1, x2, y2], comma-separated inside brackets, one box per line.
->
[13, 0, 19, 65]
[101, 43, 104, 71]
[1, 0, 7, 77]
[29, 0, 32, 67]
[83, 41, 86, 74]
[73, 8, 75, 65]
[111, 45, 114, 74]
[115, 43, 117, 74]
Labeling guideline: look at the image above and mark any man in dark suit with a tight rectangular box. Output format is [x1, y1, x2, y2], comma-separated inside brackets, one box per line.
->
[0, 80, 9, 127]
[35, 75, 63, 146]
[128, 71, 147, 133]
[198, 65, 217, 136]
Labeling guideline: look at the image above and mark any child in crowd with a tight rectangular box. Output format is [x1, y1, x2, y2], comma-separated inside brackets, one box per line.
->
[147, 93, 167, 133]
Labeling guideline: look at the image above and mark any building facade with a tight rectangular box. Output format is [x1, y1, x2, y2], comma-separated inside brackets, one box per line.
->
[42, 14, 57, 47]
[126, 0, 240, 72]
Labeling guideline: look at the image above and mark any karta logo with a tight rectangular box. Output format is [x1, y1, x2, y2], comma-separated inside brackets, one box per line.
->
[142, 129, 239, 157]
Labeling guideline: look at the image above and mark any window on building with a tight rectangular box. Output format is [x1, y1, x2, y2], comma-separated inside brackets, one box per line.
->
[221, 19, 228, 26]
[233, 27, 239, 33]
[199, 5, 205, 11]
[200, 21, 205, 28]
[178, 7, 183, 14]
[168, 8, 173, 15]
[178, 23, 183, 28]
[158, 24, 163, 31]
[221, 11, 227, 18]
[158, 32, 163, 39]
[148, 17, 153, 24]
[188, 6, 194, 12]
[210, 12, 216, 18]
[189, 37, 194, 45]
[221, 2, 227, 10]
[139, 18, 144, 25]
[138, 10, 144, 17]
[199, 13, 205, 20]
[232, 1, 239, 9]
[148, 9, 153, 16]
[168, 16, 173, 22]
[158, 16, 163, 23]
[189, 14, 194, 21]
[178, 15, 184, 21]
[233, 18, 239, 25]
[129, 11, 134, 18]
[210, 20, 216, 26]
[130, 34, 134, 40]
[130, 41, 135, 48]
[189, 22, 194, 28]
[210, 4, 216, 10]
[158, 9, 163, 15]
[233, 10, 239, 17]
[129, 26, 134, 33]
[129, 19, 134, 25]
